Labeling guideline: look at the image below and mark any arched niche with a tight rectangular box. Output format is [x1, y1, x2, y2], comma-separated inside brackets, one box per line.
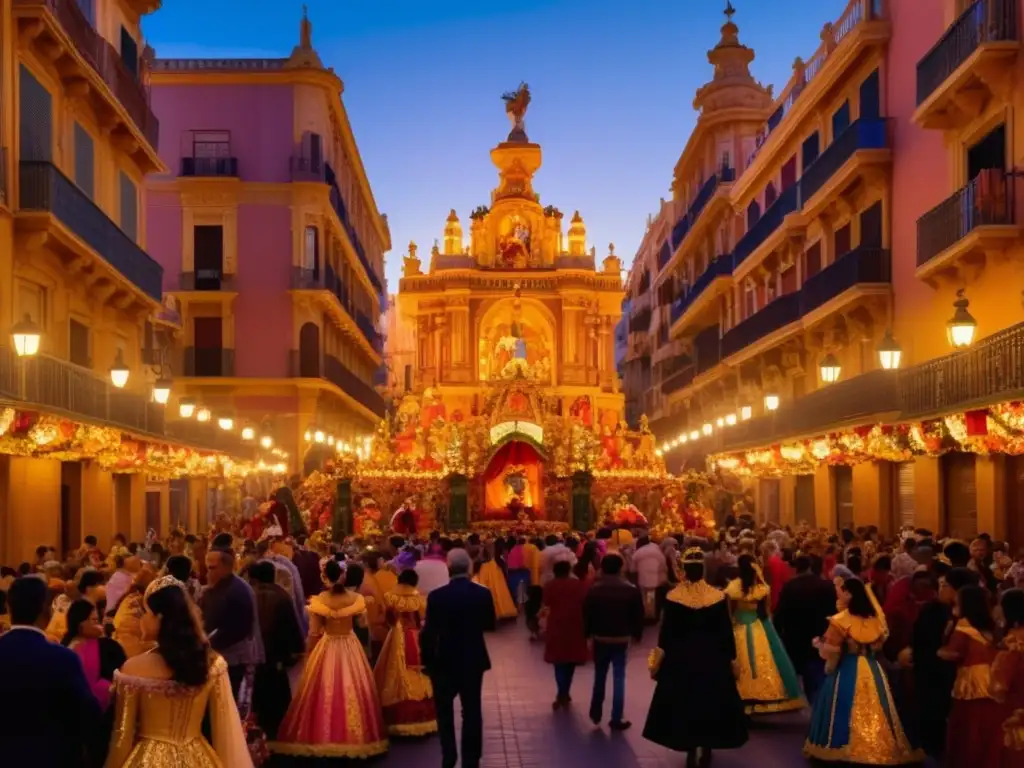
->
[476, 297, 557, 383]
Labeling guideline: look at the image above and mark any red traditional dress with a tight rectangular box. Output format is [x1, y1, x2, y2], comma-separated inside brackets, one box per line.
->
[373, 584, 436, 736]
[942, 619, 1004, 768]
[271, 592, 388, 759]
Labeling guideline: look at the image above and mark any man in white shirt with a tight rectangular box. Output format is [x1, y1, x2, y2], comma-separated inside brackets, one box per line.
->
[540, 535, 578, 585]
[415, 541, 451, 595]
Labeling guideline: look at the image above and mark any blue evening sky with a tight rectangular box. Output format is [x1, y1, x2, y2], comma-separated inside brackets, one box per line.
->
[144, 0, 847, 292]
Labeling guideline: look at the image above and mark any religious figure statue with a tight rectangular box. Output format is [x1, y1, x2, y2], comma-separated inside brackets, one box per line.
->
[501, 82, 531, 141]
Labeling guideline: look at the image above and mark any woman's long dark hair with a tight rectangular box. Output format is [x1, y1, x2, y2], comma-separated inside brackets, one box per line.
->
[957, 584, 995, 635]
[327, 559, 349, 595]
[61, 599, 95, 646]
[145, 584, 211, 687]
[738, 554, 759, 595]
[574, 541, 598, 580]
[841, 577, 876, 618]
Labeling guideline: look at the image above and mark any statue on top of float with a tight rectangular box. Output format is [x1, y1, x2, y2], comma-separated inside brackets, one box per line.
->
[355, 498, 382, 538]
[390, 496, 422, 536]
[603, 493, 648, 530]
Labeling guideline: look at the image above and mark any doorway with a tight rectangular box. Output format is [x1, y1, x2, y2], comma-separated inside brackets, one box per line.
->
[967, 123, 1006, 180]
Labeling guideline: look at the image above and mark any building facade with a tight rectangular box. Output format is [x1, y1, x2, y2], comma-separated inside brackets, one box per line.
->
[0, 0, 212, 564]
[644, 0, 1024, 543]
[146, 11, 390, 477]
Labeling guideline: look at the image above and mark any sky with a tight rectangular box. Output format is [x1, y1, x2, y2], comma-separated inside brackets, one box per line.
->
[143, 0, 848, 292]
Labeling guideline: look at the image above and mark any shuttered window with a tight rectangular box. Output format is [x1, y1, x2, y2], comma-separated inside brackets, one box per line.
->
[896, 462, 916, 529]
[18, 66, 52, 162]
[943, 453, 978, 539]
[119, 172, 137, 240]
[74, 123, 94, 199]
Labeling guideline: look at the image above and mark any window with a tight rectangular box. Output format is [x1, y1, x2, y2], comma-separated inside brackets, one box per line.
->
[304, 226, 320, 274]
[834, 223, 852, 259]
[74, 123, 94, 199]
[193, 130, 230, 159]
[859, 70, 880, 120]
[860, 201, 883, 248]
[801, 132, 820, 170]
[193, 225, 224, 290]
[119, 172, 138, 240]
[69, 319, 90, 367]
[805, 241, 822, 279]
[18, 66, 52, 162]
[832, 101, 851, 139]
[120, 27, 139, 79]
[744, 281, 757, 318]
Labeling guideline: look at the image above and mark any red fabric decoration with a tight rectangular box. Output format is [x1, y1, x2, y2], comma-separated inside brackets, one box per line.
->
[965, 409, 988, 437]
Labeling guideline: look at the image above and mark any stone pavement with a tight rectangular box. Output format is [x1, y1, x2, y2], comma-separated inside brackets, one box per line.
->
[272, 618, 815, 767]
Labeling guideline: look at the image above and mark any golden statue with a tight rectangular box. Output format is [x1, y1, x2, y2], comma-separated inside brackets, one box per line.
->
[502, 82, 531, 141]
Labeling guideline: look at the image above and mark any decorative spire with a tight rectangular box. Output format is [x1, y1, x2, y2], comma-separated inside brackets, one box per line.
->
[691, 1, 771, 115]
[285, 4, 323, 69]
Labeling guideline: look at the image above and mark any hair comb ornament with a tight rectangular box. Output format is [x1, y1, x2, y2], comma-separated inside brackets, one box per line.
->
[144, 574, 185, 599]
[681, 547, 704, 564]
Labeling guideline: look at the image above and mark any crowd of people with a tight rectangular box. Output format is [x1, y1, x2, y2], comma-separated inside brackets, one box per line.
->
[0, 515, 1021, 768]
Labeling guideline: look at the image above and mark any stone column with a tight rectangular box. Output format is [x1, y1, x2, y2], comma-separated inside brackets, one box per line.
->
[598, 317, 612, 389]
[434, 313, 447, 383]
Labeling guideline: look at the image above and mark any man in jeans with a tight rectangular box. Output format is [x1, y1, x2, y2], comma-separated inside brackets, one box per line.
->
[583, 552, 644, 730]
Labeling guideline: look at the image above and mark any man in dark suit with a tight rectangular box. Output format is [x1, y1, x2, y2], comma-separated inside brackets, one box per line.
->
[420, 548, 496, 768]
[773, 554, 836, 703]
[0, 575, 101, 767]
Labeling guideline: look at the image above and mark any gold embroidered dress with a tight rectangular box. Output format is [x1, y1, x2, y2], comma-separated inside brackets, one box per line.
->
[112, 593, 154, 658]
[271, 591, 388, 759]
[105, 654, 253, 768]
[804, 611, 922, 765]
[373, 584, 437, 736]
[724, 578, 804, 714]
[474, 560, 518, 620]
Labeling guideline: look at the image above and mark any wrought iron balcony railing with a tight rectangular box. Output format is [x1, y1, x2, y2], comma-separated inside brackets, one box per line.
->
[917, 170, 1018, 267]
[178, 270, 236, 291]
[694, 325, 722, 375]
[661, 366, 696, 396]
[289, 155, 324, 182]
[917, 0, 1018, 106]
[721, 292, 802, 359]
[180, 157, 238, 177]
[19, 161, 163, 301]
[800, 246, 891, 315]
[799, 118, 890, 205]
[16, 0, 159, 148]
[733, 183, 800, 265]
[325, 355, 386, 417]
[671, 254, 733, 326]
[182, 347, 235, 377]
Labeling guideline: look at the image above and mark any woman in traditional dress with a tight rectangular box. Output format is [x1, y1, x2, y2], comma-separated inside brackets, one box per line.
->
[804, 576, 922, 765]
[725, 554, 805, 714]
[475, 542, 518, 620]
[993, 588, 1024, 765]
[939, 583, 1004, 767]
[272, 559, 388, 759]
[106, 577, 253, 768]
[373, 569, 437, 736]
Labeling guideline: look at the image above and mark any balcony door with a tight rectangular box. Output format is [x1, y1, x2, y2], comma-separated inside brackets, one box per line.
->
[193, 317, 223, 376]
[194, 225, 224, 290]
[299, 322, 321, 377]
[894, 462, 916, 530]
[834, 465, 854, 530]
[967, 123, 1006, 180]
[796, 475, 815, 526]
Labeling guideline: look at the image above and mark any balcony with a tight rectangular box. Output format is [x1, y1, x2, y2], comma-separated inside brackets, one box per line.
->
[290, 156, 324, 182]
[0, 347, 166, 435]
[661, 366, 696, 396]
[14, 0, 160, 156]
[798, 118, 891, 215]
[180, 157, 239, 177]
[664, 168, 737, 274]
[733, 183, 800, 267]
[325, 162, 384, 295]
[354, 310, 384, 355]
[915, 170, 1022, 285]
[178, 270, 236, 292]
[18, 161, 163, 304]
[182, 347, 235, 377]
[800, 246, 891, 318]
[721, 292, 802, 360]
[670, 255, 733, 334]
[290, 267, 382, 360]
[288, 351, 387, 417]
[914, 0, 1019, 131]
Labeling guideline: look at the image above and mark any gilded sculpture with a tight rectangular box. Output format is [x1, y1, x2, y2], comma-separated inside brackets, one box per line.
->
[501, 82, 531, 139]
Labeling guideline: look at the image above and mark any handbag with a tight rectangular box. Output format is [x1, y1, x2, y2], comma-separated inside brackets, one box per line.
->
[238, 665, 270, 767]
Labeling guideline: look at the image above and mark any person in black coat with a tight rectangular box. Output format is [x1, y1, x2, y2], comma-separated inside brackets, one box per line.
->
[420, 548, 496, 768]
[0, 575, 101, 768]
[773, 554, 836, 704]
[643, 547, 747, 768]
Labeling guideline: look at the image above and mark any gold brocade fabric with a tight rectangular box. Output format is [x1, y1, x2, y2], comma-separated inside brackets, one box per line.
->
[952, 663, 993, 700]
[375, 588, 432, 708]
[105, 656, 253, 768]
[829, 611, 887, 646]
[474, 561, 518, 619]
[666, 580, 724, 609]
[113, 594, 154, 658]
[724, 578, 769, 604]
[732, 618, 794, 709]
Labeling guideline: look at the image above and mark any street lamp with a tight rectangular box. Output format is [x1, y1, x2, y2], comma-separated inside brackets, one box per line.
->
[716, 417, 725, 428]
[314, 430, 325, 444]
[260, 434, 273, 449]
[109, 350, 130, 389]
[217, 415, 234, 431]
[946, 289, 977, 349]
[878, 331, 902, 370]
[764, 394, 780, 412]
[11, 314, 41, 357]
[152, 378, 172, 405]
[690, 430, 700, 441]
[196, 407, 211, 423]
[740, 405, 753, 420]
[178, 398, 196, 419]
[725, 413, 737, 426]
[702, 422, 713, 436]
[819, 353, 842, 384]
[241, 426, 255, 441]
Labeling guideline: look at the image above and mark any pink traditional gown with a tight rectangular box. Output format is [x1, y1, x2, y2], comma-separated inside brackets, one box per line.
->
[271, 591, 389, 759]
[373, 584, 437, 736]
